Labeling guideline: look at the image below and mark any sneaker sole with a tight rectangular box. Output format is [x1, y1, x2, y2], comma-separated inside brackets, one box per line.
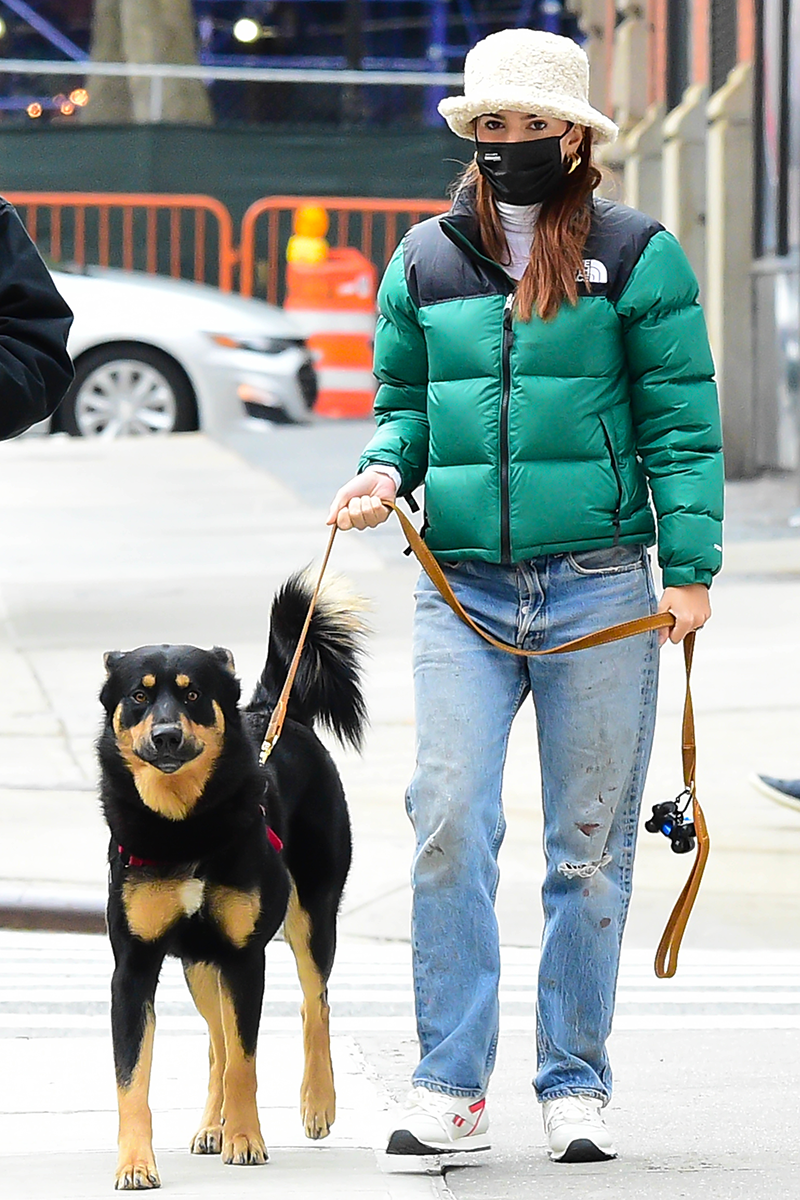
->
[749, 773, 800, 814]
[552, 1138, 616, 1164]
[386, 1130, 491, 1156]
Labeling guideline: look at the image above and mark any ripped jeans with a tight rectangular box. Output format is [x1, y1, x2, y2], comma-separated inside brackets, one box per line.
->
[406, 545, 658, 1104]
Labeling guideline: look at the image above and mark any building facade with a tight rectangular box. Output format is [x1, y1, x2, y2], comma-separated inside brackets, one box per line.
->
[575, 0, 797, 480]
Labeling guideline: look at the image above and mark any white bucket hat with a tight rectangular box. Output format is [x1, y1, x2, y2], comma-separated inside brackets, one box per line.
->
[438, 28, 618, 146]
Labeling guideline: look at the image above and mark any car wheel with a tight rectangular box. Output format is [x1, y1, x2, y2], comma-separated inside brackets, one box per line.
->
[58, 345, 198, 438]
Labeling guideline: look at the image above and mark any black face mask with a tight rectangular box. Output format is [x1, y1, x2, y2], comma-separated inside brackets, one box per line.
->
[475, 133, 567, 205]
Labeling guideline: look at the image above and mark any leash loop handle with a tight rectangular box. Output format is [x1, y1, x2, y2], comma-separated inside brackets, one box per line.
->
[383, 501, 709, 979]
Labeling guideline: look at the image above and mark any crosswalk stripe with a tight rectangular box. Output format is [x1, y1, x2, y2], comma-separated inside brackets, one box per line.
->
[5, 987, 800, 1007]
[3, 932, 800, 1036]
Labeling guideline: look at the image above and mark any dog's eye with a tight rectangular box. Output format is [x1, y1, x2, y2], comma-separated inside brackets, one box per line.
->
[132, 691, 148, 705]
[186, 689, 200, 703]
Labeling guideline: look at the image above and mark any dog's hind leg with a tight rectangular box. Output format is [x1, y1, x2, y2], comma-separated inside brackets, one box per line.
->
[284, 884, 337, 1140]
[184, 962, 226, 1155]
[217, 947, 269, 1166]
[111, 939, 164, 1190]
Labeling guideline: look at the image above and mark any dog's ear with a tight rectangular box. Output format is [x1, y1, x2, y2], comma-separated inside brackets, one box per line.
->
[211, 646, 236, 675]
[100, 652, 125, 713]
[103, 651, 125, 676]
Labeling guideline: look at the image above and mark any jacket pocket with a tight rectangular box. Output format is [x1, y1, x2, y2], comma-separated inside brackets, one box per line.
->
[598, 414, 624, 544]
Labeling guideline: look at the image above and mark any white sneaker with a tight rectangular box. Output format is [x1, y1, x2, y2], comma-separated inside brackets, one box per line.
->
[542, 1095, 616, 1162]
[386, 1086, 490, 1154]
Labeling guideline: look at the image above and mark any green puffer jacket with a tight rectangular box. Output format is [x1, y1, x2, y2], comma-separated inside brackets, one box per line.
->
[358, 193, 723, 588]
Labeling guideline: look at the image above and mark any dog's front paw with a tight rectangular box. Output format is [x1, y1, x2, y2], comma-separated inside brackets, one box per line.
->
[115, 1156, 161, 1190]
[222, 1130, 269, 1165]
[302, 1095, 335, 1140]
[190, 1124, 223, 1155]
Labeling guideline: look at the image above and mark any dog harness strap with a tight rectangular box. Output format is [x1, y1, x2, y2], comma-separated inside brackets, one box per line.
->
[384, 501, 709, 980]
[258, 805, 284, 853]
[118, 845, 162, 869]
[259, 524, 339, 766]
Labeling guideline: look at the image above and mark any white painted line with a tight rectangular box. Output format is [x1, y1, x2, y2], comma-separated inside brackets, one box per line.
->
[7, 988, 800, 1008]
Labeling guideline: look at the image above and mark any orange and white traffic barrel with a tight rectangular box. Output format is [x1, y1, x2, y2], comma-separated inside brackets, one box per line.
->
[285, 207, 377, 419]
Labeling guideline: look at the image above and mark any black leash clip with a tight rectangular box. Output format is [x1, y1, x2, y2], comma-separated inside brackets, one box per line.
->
[645, 788, 696, 854]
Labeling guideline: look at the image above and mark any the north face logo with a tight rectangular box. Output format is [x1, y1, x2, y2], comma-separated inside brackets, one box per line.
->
[580, 259, 608, 284]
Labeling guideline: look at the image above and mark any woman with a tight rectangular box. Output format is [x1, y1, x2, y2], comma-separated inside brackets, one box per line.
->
[329, 28, 722, 1162]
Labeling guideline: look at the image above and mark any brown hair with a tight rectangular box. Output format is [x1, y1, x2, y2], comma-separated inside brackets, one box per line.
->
[455, 127, 601, 321]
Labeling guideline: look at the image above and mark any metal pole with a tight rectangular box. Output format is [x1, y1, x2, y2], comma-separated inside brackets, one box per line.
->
[515, 0, 537, 27]
[539, 0, 563, 36]
[343, 0, 366, 123]
[0, 59, 464, 86]
[425, 0, 449, 128]
[0, 0, 89, 61]
[149, 74, 164, 123]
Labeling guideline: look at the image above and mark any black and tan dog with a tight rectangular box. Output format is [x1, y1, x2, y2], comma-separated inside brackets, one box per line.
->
[98, 574, 366, 1190]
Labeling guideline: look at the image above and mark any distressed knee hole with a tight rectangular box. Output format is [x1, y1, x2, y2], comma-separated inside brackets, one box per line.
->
[558, 852, 612, 880]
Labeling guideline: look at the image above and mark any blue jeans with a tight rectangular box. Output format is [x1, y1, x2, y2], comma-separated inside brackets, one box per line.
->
[406, 544, 659, 1104]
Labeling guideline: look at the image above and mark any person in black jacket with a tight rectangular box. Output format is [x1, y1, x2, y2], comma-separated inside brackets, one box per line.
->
[0, 199, 73, 439]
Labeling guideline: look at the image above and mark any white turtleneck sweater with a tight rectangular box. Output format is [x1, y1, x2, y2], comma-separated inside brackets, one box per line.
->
[494, 200, 540, 280]
[369, 201, 540, 491]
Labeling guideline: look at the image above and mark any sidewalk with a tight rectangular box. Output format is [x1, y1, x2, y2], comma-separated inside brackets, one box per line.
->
[3, 432, 800, 947]
[6, 929, 800, 1200]
[1, 933, 444, 1200]
[2, 429, 800, 1198]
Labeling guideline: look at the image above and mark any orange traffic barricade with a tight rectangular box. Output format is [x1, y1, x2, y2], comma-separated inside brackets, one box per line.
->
[285, 208, 378, 418]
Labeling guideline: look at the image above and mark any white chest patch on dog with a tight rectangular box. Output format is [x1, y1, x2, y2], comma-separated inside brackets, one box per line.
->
[179, 878, 205, 917]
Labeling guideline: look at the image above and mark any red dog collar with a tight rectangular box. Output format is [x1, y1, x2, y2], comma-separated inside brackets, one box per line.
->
[118, 846, 163, 869]
[118, 812, 283, 868]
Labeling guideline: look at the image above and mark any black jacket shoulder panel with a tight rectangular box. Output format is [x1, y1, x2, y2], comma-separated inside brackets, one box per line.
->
[582, 199, 664, 304]
[0, 199, 74, 440]
[402, 212, 509, 307]
[401, 195, 663, 310]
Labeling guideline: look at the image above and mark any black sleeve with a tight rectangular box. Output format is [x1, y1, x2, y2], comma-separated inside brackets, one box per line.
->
[0, 201, 74, 440]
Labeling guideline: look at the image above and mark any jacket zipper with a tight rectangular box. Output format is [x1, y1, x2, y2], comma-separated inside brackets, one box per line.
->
[598, 415, 623, 545]
[440, 217, 516, 560]
[500, 293, 515, 563]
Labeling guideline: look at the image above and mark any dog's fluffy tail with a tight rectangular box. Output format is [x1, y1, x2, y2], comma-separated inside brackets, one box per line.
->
[249, 570, 368, 750]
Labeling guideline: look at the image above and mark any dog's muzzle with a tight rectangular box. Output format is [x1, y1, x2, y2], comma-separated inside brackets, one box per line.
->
[135, 723, 203, 774]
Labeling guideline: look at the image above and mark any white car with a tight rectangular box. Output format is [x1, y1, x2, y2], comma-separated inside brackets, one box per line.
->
[50, 267, 318, 437]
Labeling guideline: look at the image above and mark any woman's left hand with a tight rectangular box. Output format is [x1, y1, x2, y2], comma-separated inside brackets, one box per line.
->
[656, 584, 711, 646]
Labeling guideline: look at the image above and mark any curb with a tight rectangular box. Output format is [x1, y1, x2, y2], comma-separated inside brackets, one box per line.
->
[0, 883, 105, 933]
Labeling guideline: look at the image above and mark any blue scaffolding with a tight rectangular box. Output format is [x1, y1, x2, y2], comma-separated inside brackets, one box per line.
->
[0, 2, 567, 68]
[0, 2, 574, 125]
[193, 3, 559, 70]
[192, 1, 570, 124]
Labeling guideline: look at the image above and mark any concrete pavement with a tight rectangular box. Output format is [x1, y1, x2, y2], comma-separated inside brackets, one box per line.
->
[2, 426, 800, 1196]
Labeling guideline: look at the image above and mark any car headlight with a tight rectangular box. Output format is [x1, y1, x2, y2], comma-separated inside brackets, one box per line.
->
[207, 333, 305, 354]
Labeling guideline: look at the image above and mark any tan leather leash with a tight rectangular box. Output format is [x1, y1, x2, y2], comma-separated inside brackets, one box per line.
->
[259, 501, 709, 978]
[259, 523, 337, 767]
[653, 632, 710, 979]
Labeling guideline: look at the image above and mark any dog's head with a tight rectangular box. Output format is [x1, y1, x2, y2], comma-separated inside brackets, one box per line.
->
[100, 645, 241, 819]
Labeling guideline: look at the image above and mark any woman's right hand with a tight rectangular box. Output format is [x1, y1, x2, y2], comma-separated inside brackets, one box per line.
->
[327, 470, 397, 531]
